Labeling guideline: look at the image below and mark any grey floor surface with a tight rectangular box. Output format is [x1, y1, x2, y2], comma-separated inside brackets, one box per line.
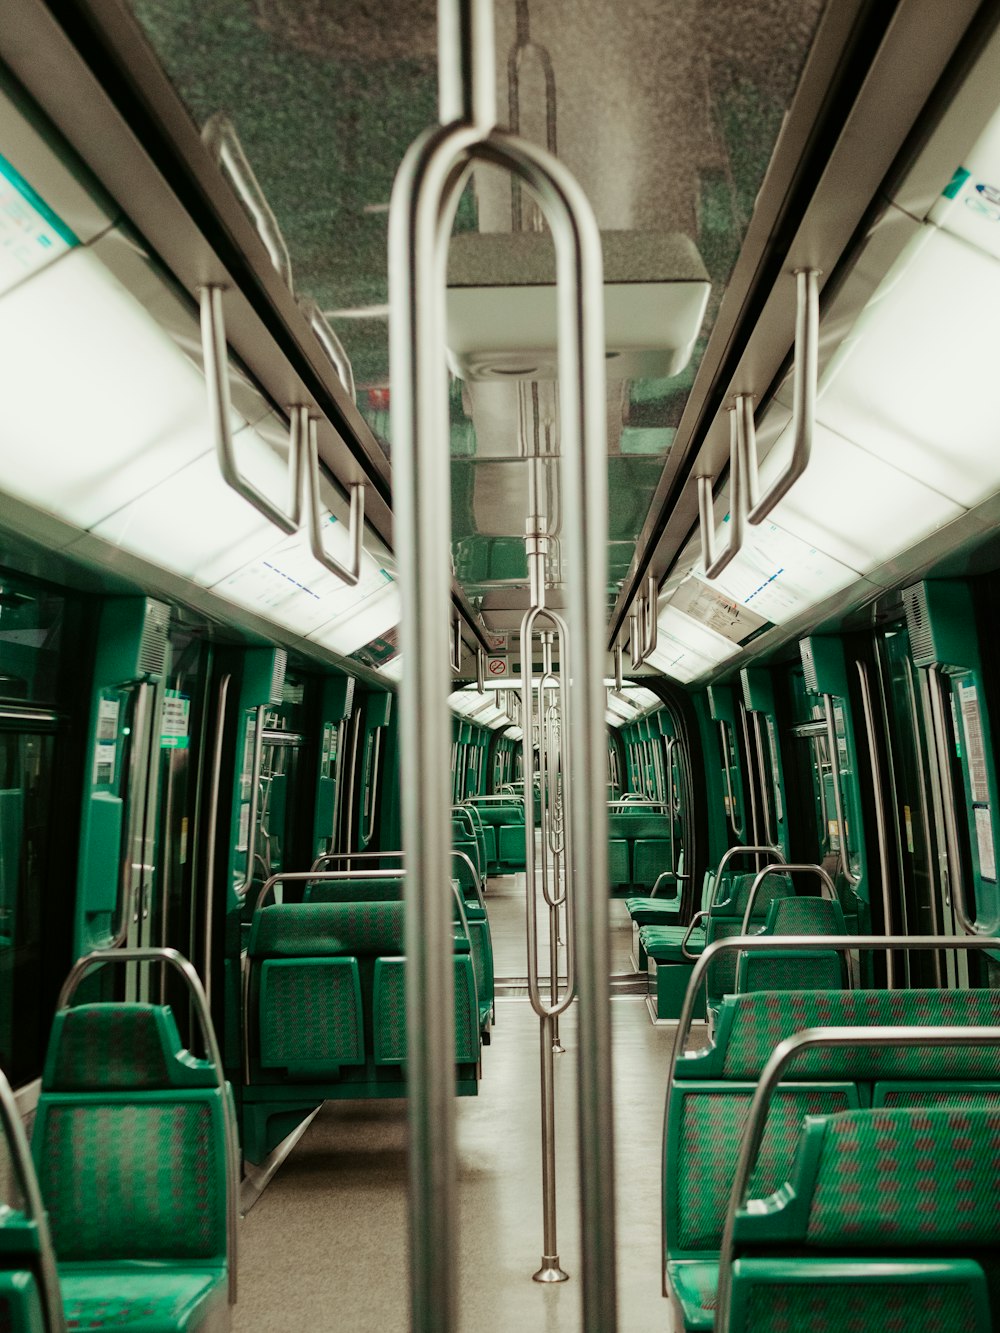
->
[234, 874, 676, 1331]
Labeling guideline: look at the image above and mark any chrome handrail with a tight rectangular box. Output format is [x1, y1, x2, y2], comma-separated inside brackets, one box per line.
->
[235, 706, 266, 901]
[927, 666, 988, 935]
[58, 948, 238, 1304]
[698, 396, 750, 579]
[855, 662, 896, 984]
[715, 1023, 1000, 1330]
[823, 693, 860, 887]
[109, 681, 151, 948]
[389, 0, 612, 1316]
[203, 673, 232, 1007]
[308, 848, 486, 911]
[746, 268, 821, 524]
[362, 727, 383, 847]
[297, 296, 357, 399]
[0, 1066, 65, 1331]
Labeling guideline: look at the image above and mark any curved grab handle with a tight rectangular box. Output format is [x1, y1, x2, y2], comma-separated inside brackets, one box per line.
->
[680, 910, 708, 961]
[746, 268, 820, 525]
[200, 286, 300, 536]
[698, 396, 751, 580]
[0, 1067, 66, 1331]
[739, 861, 838, 935]
[304, 418, 366, 587]
[57, 947, 238, 1304]
[297, 296, 356, 400]
[711, 844, 786, 910]
[203, 112, 293, 291]
[630, 575, 660, 667]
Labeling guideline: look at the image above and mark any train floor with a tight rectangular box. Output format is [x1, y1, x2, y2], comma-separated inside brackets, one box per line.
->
[235, 876, 676, 1331]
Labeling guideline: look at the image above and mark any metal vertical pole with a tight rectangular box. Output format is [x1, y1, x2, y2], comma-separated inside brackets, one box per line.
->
[388, 5, 494, 1328]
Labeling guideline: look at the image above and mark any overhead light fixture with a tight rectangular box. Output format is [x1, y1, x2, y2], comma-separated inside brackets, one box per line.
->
[0, 243, 248, 530]
[814, 223, 1000, 510]
[446, 230, 709, 381]
[307, 575, 399, 658]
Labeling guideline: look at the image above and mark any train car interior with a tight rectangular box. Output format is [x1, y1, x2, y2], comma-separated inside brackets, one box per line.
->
[2, 0, 1000, 1329]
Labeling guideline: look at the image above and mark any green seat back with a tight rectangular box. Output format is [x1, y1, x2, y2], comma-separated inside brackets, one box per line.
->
[801, 1107, 1000, 1248]
[668, 1084, 859, 1254]
[33, 1003, 228, 1267]
[258, 958, 365, 1073]
[248, 901, 406, 957]
[608, 839, 630, 886]
[632, 839, 671, 889]
[303, 876, 404, 903]
[677, 989, 1000, 1082]
[373, 956, 480, 1065]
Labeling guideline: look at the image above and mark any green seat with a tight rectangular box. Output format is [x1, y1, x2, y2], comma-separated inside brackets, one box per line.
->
[665, 987, 1000, 1329]
[60, 1270, 228, 1332]
[244, 900, 481, 1160]
[624, 893, 682, 928]
[0, 1273, 45, 1333]
[632, 839, 672, 889]
[31, 1004, 231, 1333]
[302, 878, 494, 1030]
[608, 839, 630, 887]
[726, 1107, 1000, 1330]
[735, 896, 849, 994]
[497, 824, 527, 868]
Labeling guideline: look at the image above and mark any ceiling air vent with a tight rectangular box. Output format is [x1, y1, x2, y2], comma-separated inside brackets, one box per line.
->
[902, 583, 935, 668]
[799, 639, 818, 694]
[446, 230, 709, 382]
[138, 600, 169, 676]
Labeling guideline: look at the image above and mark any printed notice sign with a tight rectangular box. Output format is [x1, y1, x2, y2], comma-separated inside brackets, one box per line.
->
[958, 682, 989, 804]
[161, 690, 191, 749]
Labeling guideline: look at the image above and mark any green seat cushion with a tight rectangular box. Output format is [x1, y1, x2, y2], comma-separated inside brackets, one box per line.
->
[640, 923, 704, 962]
[727, 1258, 990, 1333]
[624, 896, 682, 926]
[666, 1260, 718, 1330]
[0, 1271, 45, 1333]
[60, 1268, 227, 1331]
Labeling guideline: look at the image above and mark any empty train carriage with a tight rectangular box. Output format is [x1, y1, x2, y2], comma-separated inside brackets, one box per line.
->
[1, 0, 1000, 1330]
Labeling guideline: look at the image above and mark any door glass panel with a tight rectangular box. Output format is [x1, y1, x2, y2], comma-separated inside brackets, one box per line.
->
[0, 730, 57, 1085]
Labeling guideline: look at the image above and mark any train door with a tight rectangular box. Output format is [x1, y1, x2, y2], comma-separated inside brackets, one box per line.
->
[873, 623, 945, 986]
[0, 574, 87, 1088]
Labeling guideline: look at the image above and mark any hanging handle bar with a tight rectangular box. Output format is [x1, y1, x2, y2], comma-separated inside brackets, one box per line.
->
[200, 286, 300, 536]
[522, 607, 574, 993]
[613, 643, 624, 691]
[715, 1023, 1000, 1332]
[305, 418, 365, 586]
[297, 296, 357, 400]
[203, 113, 293, 291]
[746, 268, 821, 524]
[58, 947, 238, 1304]
[450, 619, 463, 673]
[477, 649, 486, 693]
[0, 1067, 66, 1331]
[698, 397, 750, 580]
[738, 860, 839, 935]
[630, 575, 660, 667]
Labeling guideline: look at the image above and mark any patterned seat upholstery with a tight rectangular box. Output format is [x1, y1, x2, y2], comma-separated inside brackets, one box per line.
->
[31, 1003, 230, 1333]
[725, 1107, 1000, 1330]
[665, 989, 1000, 1330]
[735, 896, 849, 994]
